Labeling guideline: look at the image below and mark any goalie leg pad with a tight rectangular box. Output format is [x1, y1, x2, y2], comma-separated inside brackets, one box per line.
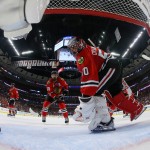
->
[88, 96, 111, 131]
[72, 97, 96, 123]
[104, 90, 144, 121]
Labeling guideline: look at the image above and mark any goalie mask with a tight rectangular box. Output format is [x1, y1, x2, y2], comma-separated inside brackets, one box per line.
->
[67, 37, 86, 55]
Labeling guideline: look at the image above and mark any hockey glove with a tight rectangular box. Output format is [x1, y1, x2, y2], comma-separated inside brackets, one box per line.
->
[63, 89, 69, 96]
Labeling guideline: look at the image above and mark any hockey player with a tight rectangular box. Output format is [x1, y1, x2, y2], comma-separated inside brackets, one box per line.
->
[41, 71, 69, 124]
[8, 83, 19, 116]
[67, 37, 146, 132]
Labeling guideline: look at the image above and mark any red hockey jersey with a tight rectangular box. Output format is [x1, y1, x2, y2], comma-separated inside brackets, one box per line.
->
[46, 77, 68, 98]
[76, 45, 111, 96]
[9, 87, 19, 99]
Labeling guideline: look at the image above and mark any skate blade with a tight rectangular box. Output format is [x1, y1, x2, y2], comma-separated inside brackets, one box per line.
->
[65, 122, 69, 125]
[134, 107, 147, 120]
[91, 128, 116, 133]
[7, 115, 15, 117]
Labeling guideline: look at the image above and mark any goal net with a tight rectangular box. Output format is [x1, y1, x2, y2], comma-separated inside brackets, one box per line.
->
[45, 0, 150, 35]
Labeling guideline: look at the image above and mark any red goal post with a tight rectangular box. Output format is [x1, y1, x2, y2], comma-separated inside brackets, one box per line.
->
[45, 0, 150, 36]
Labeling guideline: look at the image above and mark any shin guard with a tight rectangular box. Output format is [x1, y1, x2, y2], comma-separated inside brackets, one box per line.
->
[58, 102, 68, 118]
[42, 101, 50, 117]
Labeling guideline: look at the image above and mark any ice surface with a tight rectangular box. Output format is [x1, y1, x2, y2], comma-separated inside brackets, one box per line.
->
[0, 111, 150, 150]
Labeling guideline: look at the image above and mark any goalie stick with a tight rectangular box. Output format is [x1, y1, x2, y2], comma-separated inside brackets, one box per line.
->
[142, 54, 150, 60]
[29, 108, 38, 116]
[88, 38, 96, 47]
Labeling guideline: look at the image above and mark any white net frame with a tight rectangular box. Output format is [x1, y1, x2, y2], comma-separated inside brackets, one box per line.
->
[45, 0, 150, 35]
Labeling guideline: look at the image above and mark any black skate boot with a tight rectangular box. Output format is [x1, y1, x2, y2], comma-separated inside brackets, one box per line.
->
[42, 117, 46, 123]
[7, 114, 11, 116]
[65, 118, 69, 124]
[91, 117, 116, 133]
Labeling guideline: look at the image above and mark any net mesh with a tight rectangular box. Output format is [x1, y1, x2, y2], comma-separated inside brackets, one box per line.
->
[47, 0, 148, 23]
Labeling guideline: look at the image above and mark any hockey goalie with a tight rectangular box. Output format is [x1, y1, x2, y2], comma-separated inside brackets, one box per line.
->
[67, 37, 146, 133]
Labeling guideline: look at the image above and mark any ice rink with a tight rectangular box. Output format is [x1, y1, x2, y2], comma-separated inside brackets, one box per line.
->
[0, 110, 150, 150]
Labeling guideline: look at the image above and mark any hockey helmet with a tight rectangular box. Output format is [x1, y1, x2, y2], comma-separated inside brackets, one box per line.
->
[51, 71, 59, 79]
[51, 71, 58, 75]
[67, 37, 86, 55]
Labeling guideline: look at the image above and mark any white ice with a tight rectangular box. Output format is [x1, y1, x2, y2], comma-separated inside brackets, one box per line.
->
[0, 110, 150, 150]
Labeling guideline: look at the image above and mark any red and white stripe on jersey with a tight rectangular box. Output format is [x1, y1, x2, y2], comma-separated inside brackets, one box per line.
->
[96, 68, 115, 93]
[81, 80, 99, 88]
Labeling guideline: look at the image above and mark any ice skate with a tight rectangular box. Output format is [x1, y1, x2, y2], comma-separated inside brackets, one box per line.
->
[42, 117, 46, 123]
[65, 117, 69, 124]
[91, 117, 116, 133]
[123, 113, 130, 118]
[7, 114, 15, 117]
[7, 114, 12, 117]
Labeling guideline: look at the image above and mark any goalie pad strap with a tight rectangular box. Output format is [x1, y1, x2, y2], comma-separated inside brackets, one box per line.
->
[104, 90, 144, 121]
[79, 96, 92, 102]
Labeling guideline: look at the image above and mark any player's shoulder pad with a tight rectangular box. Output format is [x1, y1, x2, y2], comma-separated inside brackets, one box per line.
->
[59, 77, 65, 81]
[47, 79, 52, 84]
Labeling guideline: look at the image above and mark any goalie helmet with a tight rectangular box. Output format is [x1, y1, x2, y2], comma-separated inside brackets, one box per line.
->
[67, 37, 86, 55]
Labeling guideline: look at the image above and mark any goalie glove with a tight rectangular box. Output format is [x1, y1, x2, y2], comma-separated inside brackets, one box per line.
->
[0, 0, 49, 39]
[72, 96, 96, 123]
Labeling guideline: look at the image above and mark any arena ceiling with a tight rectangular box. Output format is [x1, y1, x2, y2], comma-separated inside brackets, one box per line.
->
[0, 14, 150, 79]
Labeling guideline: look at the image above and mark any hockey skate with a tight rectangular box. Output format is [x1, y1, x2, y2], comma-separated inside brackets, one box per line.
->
[7, 114, 12, 117]
[65, 117, 69, 124]
[7, 114, 15, 117]
[42, 117, 46, 123]
[91, 117, 116, 133]
[123, 113, 130, 118]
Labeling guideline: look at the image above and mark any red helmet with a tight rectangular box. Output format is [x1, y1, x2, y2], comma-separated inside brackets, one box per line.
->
[67, 37, 86, 55]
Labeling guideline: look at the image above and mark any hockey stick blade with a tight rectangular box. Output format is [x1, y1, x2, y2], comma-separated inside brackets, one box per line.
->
[142, 54, 150, 60]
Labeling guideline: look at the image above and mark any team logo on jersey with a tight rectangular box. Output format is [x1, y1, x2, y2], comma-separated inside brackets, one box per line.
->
[78, 57, 84, 64]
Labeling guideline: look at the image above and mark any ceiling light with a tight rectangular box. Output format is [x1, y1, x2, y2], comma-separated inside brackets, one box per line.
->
[22, 51, 34, 55]
[122, 48, 130, 58]
[111, 52, 120, 56]
[8, 39, 20, 56]
[122, 30, 143, 57]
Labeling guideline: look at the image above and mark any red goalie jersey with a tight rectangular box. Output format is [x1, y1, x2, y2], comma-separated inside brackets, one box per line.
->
[46, 77, 68, 98]
[76, 45, 111, 96]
